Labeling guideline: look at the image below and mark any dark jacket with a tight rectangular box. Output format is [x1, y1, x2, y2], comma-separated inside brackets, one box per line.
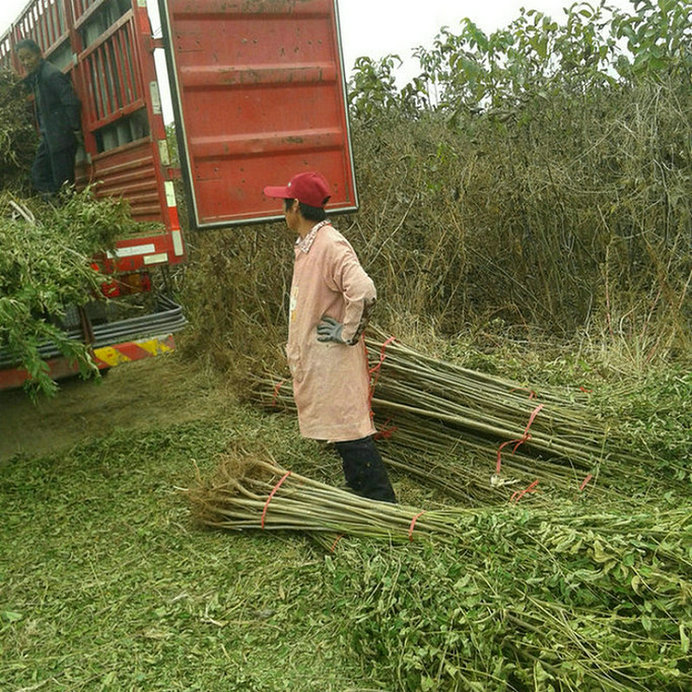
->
[25, 60, 81, 153]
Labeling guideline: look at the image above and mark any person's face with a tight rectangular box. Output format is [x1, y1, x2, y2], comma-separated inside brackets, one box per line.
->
[284, 198, 299, 232]
[17, 47, 41, 74]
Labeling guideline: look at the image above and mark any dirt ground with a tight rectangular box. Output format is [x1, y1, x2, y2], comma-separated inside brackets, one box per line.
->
[0, 355, 235, 462]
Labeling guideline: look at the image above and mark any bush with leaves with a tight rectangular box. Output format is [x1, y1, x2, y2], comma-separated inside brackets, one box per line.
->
[340, 1, 692, 352]
[362, 1, 692, 116]
[612, 0, 692, 78]
[0, 188, 139, 396]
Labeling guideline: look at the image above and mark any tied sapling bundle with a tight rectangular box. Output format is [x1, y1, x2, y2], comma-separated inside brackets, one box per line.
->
[186, 443, 691, 690]
[186, 448, 464, 543]
[252, 330, 654, 504]
[342, 502, 692, 691]
[188, 447, 692, 689]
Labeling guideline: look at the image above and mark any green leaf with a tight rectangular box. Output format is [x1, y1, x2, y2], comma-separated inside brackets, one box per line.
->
[592, 540, 611, 563]
[631, 574, 644, 595]
[421, 675, 435, 691]
[444, 660, 459, 677]
[533, 660, 553, 682]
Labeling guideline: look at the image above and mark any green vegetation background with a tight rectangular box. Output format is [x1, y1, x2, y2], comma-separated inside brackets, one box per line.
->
[1, 1, 690, 689]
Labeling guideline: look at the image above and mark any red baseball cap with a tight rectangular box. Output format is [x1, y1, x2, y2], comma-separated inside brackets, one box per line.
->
[264, 171, 331, 208]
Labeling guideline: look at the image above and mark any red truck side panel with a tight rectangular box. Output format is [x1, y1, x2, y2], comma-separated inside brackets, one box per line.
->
[158, 0, 358, 229]
[0, 0, 185, 272]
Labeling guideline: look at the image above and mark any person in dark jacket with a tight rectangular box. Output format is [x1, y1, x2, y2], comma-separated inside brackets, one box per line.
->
[15, 38, 82, 197]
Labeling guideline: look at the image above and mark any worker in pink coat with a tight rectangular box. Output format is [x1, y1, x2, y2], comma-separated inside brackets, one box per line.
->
[264, 171, 396, 503]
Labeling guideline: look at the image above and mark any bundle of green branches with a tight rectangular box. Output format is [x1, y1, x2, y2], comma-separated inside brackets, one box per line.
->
[0, 188, 139, 396]
[0, 69, 38, 192]
[186, 448, 461, 543]
[342, 501, 692, 691]
[189, 447, 691, 689]
[251, 331, 657, 504]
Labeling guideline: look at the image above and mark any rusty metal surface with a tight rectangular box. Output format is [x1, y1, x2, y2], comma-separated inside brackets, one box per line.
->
[159, 0, 358, 228]
[78, 140, 163, 221]
[2, 1, 184, 270]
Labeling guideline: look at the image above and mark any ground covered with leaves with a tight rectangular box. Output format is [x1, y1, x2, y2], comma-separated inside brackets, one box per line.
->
[1, 349, 689, 691]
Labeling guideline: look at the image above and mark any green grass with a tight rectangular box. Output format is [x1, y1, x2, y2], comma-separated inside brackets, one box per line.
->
[0, 411, 376, 691]
[0, 353, 689, 691]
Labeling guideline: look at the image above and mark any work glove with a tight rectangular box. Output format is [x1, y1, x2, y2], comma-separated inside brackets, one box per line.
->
[316, 315, 347, 344]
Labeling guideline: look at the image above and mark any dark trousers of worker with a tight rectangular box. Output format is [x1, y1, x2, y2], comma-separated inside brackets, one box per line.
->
[334, 436, 396, 503]
[31, 137, 77, 194]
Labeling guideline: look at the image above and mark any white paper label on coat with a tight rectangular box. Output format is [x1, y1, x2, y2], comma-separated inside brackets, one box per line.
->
[290, 286, 298, 322]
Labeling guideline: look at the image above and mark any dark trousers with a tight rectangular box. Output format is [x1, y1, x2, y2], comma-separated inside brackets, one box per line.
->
[31, 137, 77, 194]
[334, 436, 396, 503]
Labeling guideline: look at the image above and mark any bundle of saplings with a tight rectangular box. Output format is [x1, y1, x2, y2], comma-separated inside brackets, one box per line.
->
[0, 69, 38, 193]
[188, 446, 692, 690]
[0, 189, 139, 396]
[252, 329, 680, 505]
[340, 502, 692, 691]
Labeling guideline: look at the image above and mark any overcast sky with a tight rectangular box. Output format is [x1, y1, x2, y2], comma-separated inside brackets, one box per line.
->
[1, 0, 635, 119]
[337, 0, 634, 83]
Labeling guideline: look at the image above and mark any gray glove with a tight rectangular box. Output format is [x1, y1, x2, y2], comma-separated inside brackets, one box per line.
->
[316, 316, 346, 344]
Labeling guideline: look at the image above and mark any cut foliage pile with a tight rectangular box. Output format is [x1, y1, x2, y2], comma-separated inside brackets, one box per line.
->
[0, 189, 139, 395]
[188, 445, 692, 691]
[341, 501, 691, 691]
[0, 69, 37, 193]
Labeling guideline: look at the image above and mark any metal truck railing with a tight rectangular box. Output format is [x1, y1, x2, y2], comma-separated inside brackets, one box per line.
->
[1, 0, 184, 253]
[0, 296, 186, 369]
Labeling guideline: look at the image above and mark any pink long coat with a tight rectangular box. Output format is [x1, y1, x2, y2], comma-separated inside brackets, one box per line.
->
[286, 221, 376, 442]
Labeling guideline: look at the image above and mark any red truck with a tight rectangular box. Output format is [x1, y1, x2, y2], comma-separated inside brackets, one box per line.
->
[0, 0, 357, 390]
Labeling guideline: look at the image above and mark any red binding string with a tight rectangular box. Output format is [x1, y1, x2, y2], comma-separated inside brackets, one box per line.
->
[368, 336, 397, 402]
[408, 511, 426, 542]
[579, 386, 593, 394]
[330, 534, 344, 553]
[367, 336, 397, 434]
[579, 473, 593, 491]
[369, 336, 397, 376]
[271, 379, 287, 408]
[496, 403, 545, 475]
[260, 471, 291, 529]
[374, 418, 398, 440]
[510, 479, 539, 504]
